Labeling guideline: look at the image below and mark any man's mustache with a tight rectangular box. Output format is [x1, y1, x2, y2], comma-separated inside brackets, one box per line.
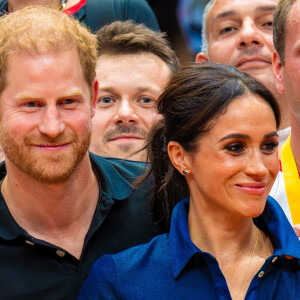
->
[103, 125, 147, 142]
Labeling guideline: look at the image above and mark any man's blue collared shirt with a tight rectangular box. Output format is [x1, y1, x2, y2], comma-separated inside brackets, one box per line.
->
[79, 197, 300, 300]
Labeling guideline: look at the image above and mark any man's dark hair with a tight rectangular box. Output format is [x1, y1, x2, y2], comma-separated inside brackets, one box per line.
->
[96, 20, 180, 74]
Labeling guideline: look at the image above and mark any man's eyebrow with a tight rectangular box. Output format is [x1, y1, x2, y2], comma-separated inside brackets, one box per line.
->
[212, 5, 277, 25]
[15, 94, 40, 100]
[99, 86, 158, 93]
[214, 10, 235, 21]
[15, 89, 84, 100]
[62, 90, 84, 97]
[210, 10, 236, 32]
[255, 5, 277, 13]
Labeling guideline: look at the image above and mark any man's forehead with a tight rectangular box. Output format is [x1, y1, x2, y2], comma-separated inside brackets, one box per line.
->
[208, 0, 278, 24]
[286, 0, 300, 26]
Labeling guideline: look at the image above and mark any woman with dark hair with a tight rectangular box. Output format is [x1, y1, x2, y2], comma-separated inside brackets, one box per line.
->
[78, 63, 300, 300]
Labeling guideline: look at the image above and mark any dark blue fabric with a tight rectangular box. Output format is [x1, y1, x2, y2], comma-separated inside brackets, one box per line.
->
[85, 0, 160, 32]
[0, 153, 163, 299]
[79, 196, 300, 300]
[0, 0, 160, 32]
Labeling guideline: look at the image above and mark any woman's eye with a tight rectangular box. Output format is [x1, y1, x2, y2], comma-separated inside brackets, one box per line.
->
[261, 141, 278, 152]
[225, 143, 245, 154]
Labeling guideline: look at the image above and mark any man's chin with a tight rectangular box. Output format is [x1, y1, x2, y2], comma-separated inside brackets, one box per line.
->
[11, 153, 81, 184]
[237, 68, 274, 91]
[92, 142, 146, 161]
[237, 64, 272, 77]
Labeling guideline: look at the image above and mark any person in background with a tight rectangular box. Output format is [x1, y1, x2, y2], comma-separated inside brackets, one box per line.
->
[89, 21, 179, 161]
[271, 0, 300, 232]
[176, 0, 208, 54]
[0, 0, 160, 32]
[196, 0, 290, 144]
[78, 62, 300, 300]
[0, 7, 163, 299]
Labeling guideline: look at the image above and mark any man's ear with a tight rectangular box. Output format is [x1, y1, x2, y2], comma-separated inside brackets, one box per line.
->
[168, 141, 191, 175]
[272, 50, 285, 94]
[91, 78, 98, 118]
[195, 52, 209, 63]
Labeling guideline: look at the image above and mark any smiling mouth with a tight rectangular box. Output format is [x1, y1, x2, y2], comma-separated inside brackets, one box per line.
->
[109, 135, 144, 142]
[235, 183, 267, 195]
[34, 143, 70, 151]
[236, 59, 270, 70]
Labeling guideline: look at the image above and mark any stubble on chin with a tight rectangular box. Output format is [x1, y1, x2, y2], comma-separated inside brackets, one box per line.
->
[0, 126, 91, 183]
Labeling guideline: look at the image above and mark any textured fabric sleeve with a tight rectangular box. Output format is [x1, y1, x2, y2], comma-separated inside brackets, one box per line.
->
[85, 0, 160, 32]
[78, 255, 120, 300]
[124, 0, 160, 31]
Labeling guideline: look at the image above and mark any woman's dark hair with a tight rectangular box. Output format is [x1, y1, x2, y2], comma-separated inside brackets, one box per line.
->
[144, 62, 281, 229]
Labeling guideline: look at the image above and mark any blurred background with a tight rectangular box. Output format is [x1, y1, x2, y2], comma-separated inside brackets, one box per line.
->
[148, 0, 210, 65]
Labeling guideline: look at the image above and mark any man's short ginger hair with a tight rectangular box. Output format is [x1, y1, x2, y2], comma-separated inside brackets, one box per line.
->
[0, 6, 97, 95]
[96, 20, 180, 74]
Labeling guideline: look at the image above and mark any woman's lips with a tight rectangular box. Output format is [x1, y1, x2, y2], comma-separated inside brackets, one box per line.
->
[235, 183, 267, 195]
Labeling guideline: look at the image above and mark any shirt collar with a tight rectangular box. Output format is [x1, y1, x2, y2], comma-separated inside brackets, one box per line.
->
[89, 152, 146, 201]
[254, 196, 300, 259]
[169, 198, 200, 278]
[0, 1, 7, 16]
[0, 154, 147, 240]
[170, 196, 300, 279]
[0, 162, 24, 240]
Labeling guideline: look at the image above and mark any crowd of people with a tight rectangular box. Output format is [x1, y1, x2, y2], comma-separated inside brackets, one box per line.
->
[0, 0, 298, 299]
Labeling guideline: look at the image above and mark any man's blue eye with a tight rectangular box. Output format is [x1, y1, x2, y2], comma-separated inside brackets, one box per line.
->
[64, 99, 74, 105]
[98, 97, 113, 104]
[26, 102, 37, 107]
[140, 98, 153, 104]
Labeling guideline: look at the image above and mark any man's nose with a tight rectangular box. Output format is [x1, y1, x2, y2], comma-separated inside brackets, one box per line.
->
[38, 106, 65, 138]
[237, 18, 264, 49]
[113, 99, 139, 125]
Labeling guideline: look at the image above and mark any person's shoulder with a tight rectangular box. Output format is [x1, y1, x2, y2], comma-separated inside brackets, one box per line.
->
[78, 234, 170, 299]
[112, 233, 170, 265]
[84, 0, 160, 32]
[92, 233, 170, 277]
[0, 160, 6, 177]
[258, 196, 300, 254]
